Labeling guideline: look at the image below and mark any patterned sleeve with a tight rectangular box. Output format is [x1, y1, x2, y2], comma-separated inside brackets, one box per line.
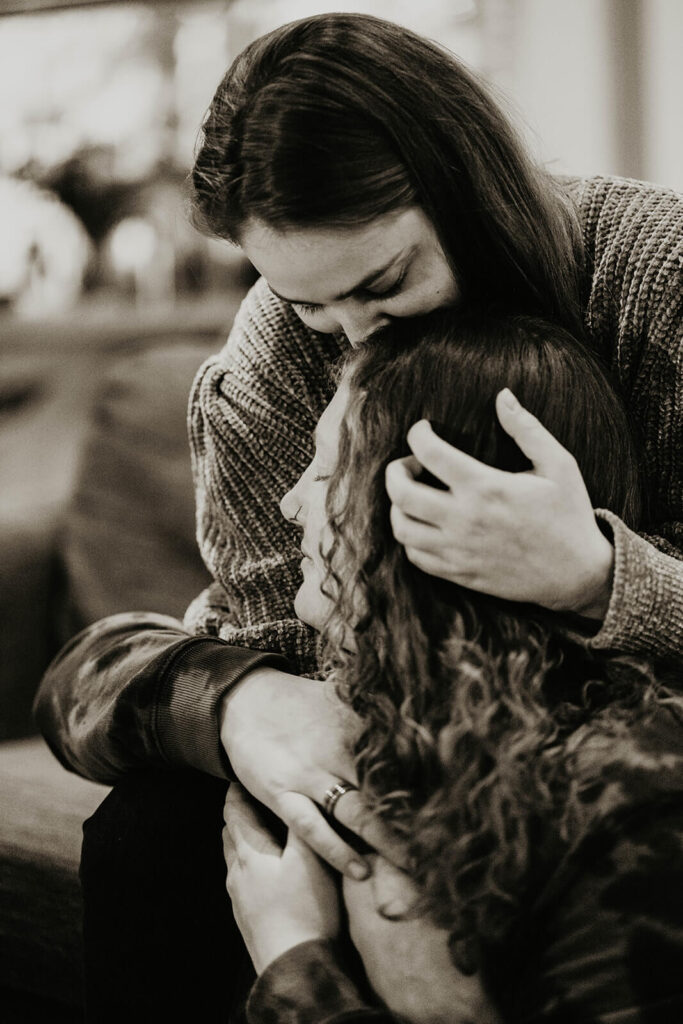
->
[33, 612, 288, 784]
[247, 940, 395, 1024]
[506, 800, 683, 1023]
[570, 176, 683, 659]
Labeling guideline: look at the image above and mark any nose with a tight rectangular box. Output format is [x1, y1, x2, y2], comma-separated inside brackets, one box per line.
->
[332, 299, 390, 347]
[280, 479, 303, 524]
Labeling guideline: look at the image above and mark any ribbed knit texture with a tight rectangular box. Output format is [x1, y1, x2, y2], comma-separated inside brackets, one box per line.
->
[185, 175, 683, 668]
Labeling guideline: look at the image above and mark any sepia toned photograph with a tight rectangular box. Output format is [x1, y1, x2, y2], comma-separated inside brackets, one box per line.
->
[1, 2, 682, 1021]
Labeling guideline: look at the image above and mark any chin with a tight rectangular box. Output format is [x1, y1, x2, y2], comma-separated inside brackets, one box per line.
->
[294, 583, 331, 633]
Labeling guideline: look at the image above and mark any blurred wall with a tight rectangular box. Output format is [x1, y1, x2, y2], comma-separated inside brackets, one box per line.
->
[487, 0, 682, 191]
[642, 0, 683, 191]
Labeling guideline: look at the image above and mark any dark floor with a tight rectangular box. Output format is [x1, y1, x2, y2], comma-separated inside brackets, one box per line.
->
[2, 987, 83, 1023]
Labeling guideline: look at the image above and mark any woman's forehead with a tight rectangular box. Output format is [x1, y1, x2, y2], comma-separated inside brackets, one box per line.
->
[316, 382, 351, 453]
[240, 207, 431, 305]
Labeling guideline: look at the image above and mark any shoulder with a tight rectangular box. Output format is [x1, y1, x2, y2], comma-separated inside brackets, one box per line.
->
[559, 175, 683, 371]
[562, 174, 683, 290]
[561, 173, 683, 245]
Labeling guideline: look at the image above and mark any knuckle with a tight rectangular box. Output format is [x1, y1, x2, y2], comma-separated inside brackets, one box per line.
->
[484, 482, 507, 505]
[392, 520, 410, 545]
[405, 546, 431, 572]
[292, 814, 317, 844]
[318, 840, 346, 872]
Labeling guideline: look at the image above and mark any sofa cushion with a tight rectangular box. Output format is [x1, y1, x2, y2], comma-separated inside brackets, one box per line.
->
[61, 339, 215, 632]
[0, 736, 109, 1006]
[0, 349, 102, 739]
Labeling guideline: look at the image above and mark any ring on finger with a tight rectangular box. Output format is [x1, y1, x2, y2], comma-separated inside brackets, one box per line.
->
[323, 780, 358, 820]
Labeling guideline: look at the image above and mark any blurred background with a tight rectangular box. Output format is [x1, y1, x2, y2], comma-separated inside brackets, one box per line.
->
[1, 0, 682, 729]
[2, 0, 682, 325]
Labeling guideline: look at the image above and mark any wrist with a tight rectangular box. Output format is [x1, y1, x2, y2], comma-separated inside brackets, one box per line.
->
[570, 532, 615, 621]
[219, 664, 289, 739]
[252, 923, 337, 975]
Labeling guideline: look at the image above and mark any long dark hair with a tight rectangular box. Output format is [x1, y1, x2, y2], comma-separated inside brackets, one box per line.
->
[191, 13, 585, 335]
[323, 311, 654, 971]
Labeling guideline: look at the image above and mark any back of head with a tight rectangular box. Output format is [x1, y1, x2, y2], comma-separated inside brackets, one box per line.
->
[191, 13, 584, 332]
[342, 311, 642, 530]
[325, 310, 647, 969]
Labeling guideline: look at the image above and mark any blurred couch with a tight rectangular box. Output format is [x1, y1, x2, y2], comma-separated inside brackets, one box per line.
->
[0, 316, 235, 1020]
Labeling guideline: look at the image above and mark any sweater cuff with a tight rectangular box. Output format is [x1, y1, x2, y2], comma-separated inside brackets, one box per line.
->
[155, 638, 289, 778]
[589, 509, 683, 657]
[247, 939, 382, 1024]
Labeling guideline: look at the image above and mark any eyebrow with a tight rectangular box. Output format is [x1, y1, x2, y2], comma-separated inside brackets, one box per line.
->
[269, 247, 413, 306]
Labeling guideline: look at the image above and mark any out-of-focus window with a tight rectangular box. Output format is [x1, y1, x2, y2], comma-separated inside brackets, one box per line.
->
[1, 0, 681, 324]
[0, 1, 242, 322]
[0, 0, 480, 322]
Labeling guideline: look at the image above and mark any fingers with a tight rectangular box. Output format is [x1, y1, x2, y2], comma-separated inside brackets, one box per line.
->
[403, 546, 461, 582]
[406, 420, 498, 489]
[371, 856, 419, 918]
[390, 504, 443, 551]
[277, 790, 371, 880]
[385, 456, 451, 525]
[495, 389, 577, 479]
[224, 783, 283, 859]
[331, 789, 410, 871]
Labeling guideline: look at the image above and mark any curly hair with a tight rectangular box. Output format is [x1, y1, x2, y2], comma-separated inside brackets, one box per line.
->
[320, 311, 661, 972]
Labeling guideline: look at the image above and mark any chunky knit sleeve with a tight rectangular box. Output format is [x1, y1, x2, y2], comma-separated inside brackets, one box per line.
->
[567, 176, 683, 658]
[185, 277, 346, 675]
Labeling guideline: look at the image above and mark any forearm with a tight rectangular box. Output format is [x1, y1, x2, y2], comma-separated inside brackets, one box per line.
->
[34, 612, 287, 784]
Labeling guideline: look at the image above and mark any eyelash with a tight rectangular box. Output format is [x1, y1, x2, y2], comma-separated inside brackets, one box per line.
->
[293, 270, 407, 316]
[313, 473, 330, 482]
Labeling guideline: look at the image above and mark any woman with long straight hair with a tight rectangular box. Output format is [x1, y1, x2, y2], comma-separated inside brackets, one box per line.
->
[36, 13, 683, 1019]
[225, 311, 683, 1023]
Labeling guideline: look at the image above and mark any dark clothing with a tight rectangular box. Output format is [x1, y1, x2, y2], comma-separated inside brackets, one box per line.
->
[80, 770, 255, 1023]
[248, 705, 683, 1024]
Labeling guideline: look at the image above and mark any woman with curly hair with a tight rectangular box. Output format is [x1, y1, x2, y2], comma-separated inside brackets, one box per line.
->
[224, 311, 683, 1024]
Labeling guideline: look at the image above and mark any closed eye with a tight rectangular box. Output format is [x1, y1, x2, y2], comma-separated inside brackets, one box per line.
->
[293, 301, 322, 315]
[291, 267, 408, 316]
[364, 267, 407, 301]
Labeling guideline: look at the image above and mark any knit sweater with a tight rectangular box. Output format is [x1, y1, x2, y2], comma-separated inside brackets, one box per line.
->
[35, 175, 683, 784]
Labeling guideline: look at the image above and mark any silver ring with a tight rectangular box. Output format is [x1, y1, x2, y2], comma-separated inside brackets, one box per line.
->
[323, 781, 358, 820]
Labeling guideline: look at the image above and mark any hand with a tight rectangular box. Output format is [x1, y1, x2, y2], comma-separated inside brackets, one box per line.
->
[223, 784, 340, 974]
[220, 666, 402, 878]
[343, 857, 501, 1024]
[385, 389, 614, 620]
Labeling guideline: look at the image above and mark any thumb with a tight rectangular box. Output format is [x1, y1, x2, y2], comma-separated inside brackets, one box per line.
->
[495, 389, 574, 480]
